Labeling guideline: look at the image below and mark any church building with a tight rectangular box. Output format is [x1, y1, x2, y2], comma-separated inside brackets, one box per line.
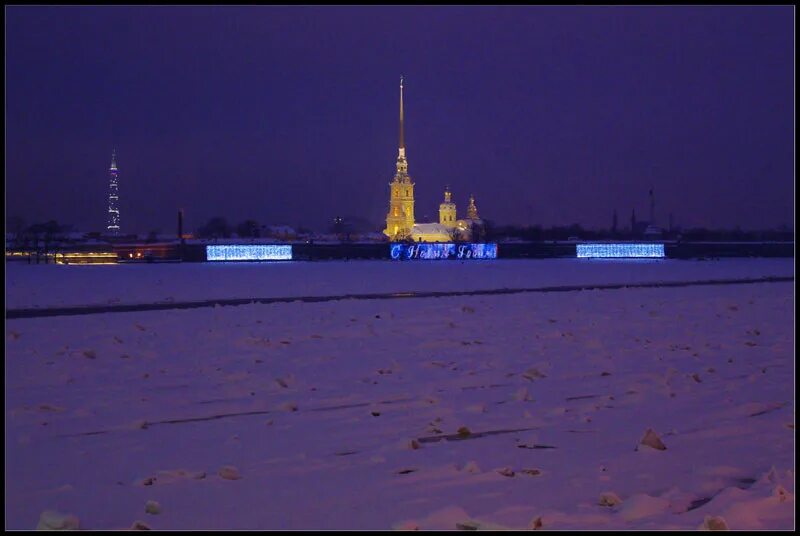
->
[383, 78, 482, 243]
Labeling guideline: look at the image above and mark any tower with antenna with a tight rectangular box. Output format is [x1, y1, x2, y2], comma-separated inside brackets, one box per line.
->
[107, 150, 120, 236]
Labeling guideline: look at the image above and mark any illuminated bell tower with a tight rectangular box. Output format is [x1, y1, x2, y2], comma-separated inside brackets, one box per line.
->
[439, 186, 457, 228]
[107, 150, 120, 235]
[466, 194, 480, 221]
[384, 76, 415, 240]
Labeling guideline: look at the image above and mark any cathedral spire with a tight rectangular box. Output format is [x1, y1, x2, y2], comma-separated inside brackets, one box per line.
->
[385, 76, 414, 239]
[399, 76, 404, 150]
[395, 76, 408, 174]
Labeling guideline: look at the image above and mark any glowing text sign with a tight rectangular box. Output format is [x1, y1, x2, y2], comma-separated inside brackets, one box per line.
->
[576, 243, 665, 258]
[206, 245, 293, 261]
[390, 243, 498, 260]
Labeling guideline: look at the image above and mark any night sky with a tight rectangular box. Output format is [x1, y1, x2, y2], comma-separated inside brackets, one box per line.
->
[6, 6, 794, 234]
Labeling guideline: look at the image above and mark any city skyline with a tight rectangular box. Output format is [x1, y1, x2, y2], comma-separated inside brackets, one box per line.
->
[6, 6, 794, 234]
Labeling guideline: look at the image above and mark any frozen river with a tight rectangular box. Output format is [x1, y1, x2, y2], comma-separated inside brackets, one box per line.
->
[5, 257, 794, 309]
[5, 258, 795, 529]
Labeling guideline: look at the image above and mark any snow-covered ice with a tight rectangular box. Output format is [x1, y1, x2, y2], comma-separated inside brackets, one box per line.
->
[5, 258, 794, 529]
[5, 257, 793, 309]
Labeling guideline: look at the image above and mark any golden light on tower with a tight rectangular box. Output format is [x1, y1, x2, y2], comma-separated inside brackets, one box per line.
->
[382, 77, 484, 243]
[384, 76, 415, 239]
[439, 186, 457, 229]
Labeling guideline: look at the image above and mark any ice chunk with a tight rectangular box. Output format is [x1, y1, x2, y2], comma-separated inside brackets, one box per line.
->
[522, 368, 546, 381]
[514, 387, 533, 402]
[598, 491, 622, 507]
[145, 500, 160, 515]
[637, 428, 667, 451]
[497, 467, 515, 477]
[462, 461, 481, 474]
[279, 401, 298, 412]
[218, 465, 241, 480]
[699, 516, 729, 530]
[36, 510, 79, 530]
[618, 493, 669, 521]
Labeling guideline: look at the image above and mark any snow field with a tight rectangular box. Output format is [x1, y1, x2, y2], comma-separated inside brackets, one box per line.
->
[6, 257, 794, 309]
[5, 269, 794, 529]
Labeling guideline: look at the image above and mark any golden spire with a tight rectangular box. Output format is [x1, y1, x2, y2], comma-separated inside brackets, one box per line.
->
[399, 76, 404, 150]
[395, 76, 408, 175]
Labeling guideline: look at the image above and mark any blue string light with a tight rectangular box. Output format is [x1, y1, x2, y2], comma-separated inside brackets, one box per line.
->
[576, 243, 665, 258]
[390, 243, 498, 260]
[206, 245, 293, 261]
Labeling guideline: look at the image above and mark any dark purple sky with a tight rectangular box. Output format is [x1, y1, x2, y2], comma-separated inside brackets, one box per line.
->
[6, 6, 794, 233]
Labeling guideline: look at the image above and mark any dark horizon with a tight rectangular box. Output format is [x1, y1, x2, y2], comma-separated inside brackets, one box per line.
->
[6, 6, 794, 235]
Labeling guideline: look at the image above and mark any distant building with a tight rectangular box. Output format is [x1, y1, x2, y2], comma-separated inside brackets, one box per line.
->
[630, 189, 664, 238]
[644, 225, 663, 238]
[410, 223, 451, 243]
[642, 188, 663, 237]
[263, 225, 296, 240]
[107, 150, 120, 236]
[383, 78, 482, 243]
[632, 219, 661, 237]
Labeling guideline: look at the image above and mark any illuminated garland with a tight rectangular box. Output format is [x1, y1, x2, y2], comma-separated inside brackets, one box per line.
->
[576, 243, 665, 258]
[206, 245, 293, 261]
[390, 243, 498, 260]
